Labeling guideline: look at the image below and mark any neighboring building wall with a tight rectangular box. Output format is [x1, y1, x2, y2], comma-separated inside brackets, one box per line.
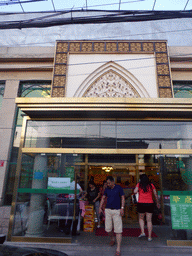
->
[0, 47, 54, 236]
[0, 17, 192, 47]
[0, 80, 19, 236]
[0, 80, 19, 205]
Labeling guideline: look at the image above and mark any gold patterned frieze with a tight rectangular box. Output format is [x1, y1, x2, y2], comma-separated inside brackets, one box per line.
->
[52, 40, 172, 98]
[118, 42, 130, 52]
[52, 87, 65, 97]
[157, 64, 169, 75]
[53, 76, 66, 87]
[94, 42, 105, 52]
[159, 88, 172, 98]
[156, 53, 168, 63]
[54, 65, 67, 75]
[158, 76, 171, 87]
[155, 42, 167, 52]
[106, 42, 117, 52]
[69, 42, 81, 52]
[82, 42, 93, 52]
[130, 42, 142, 52]
[55, 53, 68, 64]
[143, 42, 154, 52]
[56, 42, 69, 52]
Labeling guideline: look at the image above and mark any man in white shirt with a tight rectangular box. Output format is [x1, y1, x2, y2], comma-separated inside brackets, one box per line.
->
[69, 180, 83, 199]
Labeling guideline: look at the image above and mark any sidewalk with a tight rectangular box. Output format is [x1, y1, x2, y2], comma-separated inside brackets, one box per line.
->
[4, 226, 192, 256]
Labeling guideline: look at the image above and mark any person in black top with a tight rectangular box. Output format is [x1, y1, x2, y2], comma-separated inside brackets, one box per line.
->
[85, 181, 101, 228]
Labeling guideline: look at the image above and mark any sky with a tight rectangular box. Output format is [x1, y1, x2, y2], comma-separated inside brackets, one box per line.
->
[0, 0, 191, 13]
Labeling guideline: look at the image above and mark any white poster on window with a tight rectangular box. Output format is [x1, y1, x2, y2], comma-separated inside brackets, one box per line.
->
[48, 177, 71, 189]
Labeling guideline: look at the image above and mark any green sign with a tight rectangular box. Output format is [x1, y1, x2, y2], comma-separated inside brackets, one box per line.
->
[170, 195, 192, 229]
[176, 160, 185, 169]
[65, 167, 74, 182]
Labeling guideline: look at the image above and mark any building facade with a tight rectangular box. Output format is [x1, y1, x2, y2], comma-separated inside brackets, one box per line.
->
[0, 36, 192, 245]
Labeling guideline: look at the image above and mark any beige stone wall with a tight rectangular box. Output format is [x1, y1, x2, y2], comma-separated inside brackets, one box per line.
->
[0, 80, 19, 205]
[0, 46, 54, 205]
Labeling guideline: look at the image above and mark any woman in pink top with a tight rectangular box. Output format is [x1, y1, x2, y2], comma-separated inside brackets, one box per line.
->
[134, 174, 160, 241]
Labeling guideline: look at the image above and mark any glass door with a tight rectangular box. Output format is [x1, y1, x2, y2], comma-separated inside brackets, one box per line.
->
[87, 164, 138, 224]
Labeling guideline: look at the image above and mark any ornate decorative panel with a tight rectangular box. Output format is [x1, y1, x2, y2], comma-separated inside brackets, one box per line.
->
[118, 42, 130, 52]
[52, 87, 65, 97]
[106, 42, 117, 52]
[159, 88, 172, 98]
[94, 42, 105, 52]
[158, 76, 171, 87]
[82, 42, 93, 52]
[52, 40, 173, 98]
[55, 54, 68, 64]
[130, 42, 142, 52]
[143, 42, 154, 52]
[83, 71, 140, 98]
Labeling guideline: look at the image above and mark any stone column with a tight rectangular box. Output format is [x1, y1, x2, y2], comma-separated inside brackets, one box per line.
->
[25, 134, 49, 237]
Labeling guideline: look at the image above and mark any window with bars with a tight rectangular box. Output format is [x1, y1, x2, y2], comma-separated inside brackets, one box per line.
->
[18, 80, 51, 97]
[173, 81, 192, 98]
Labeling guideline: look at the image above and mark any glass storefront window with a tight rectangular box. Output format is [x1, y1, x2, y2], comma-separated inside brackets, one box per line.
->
[12, 153, 192, 241]
[173, 81, 192, 98]
[24, 120, 192, 150]
[13, 153, 84, 237]
[4, 81, 52, 205]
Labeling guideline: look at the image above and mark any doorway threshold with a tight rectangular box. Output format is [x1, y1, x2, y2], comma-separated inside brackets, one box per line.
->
[11, 236, 71, 244]
[167, 240, 192, 247]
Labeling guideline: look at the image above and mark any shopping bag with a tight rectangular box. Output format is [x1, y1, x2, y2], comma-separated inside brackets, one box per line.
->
[131, 193, 139, 204]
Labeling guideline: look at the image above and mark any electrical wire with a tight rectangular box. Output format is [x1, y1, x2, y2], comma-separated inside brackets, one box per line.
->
[152, 0, 156, 11]
[0, 0, 47, 6]
[0, 10, 192, 29]
[184, 0, 190, 10]
[50, 0, 56, 12]
[18, 0, 24, 12]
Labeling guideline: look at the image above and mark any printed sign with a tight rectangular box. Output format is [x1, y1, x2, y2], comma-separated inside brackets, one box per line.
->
[34, 172, 44, 180]
[170, 195, 192, 229]
[48, 177, 71, 190]
[0, 161, 4, 167]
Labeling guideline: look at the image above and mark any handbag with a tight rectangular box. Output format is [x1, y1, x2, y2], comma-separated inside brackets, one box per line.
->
[131, 192, 139, 204]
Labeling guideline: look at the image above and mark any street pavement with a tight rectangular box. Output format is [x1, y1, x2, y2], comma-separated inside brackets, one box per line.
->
[4, 226, 192, 256]
[4, 240, 192, 256]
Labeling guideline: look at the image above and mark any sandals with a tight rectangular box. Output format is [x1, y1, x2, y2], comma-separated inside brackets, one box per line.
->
[115, 251, 121, 256]
[109, 240, 115, 246]
[138, 233, 146, 238]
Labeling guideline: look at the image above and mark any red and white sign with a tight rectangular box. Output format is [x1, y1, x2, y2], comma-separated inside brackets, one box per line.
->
[0, 161, 4, 167]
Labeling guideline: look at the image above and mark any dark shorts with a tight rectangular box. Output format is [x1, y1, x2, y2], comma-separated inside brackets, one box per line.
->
[137, 203, 154, 213]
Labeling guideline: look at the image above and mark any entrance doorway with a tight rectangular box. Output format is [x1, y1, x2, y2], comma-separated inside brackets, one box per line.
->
[86, 157, 161, 226]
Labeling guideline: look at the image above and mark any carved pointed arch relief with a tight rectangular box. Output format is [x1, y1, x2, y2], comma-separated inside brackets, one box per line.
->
[83, 70, 140, 98]
[74, 61, 150, 98]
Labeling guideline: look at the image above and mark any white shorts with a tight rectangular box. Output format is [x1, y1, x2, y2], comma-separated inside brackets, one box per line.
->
[105, 208, 123, 234]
